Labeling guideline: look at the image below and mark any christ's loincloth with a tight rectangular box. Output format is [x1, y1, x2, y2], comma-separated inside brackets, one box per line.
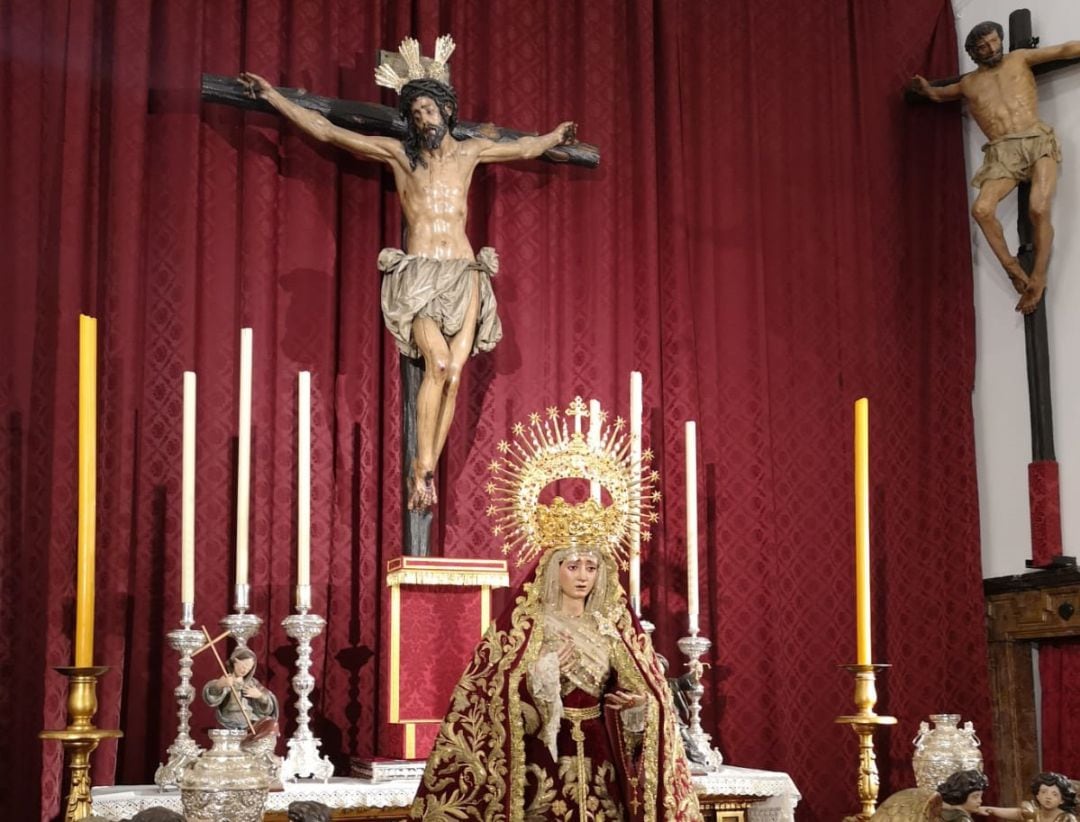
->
[378, 247, 502, 359]
[972, 121, 1062, 188]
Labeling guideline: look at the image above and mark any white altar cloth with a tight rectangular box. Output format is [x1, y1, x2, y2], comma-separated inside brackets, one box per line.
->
[92, 764, 800, 821]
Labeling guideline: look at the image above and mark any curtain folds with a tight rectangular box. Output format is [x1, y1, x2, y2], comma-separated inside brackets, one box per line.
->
[1, 1, 992, 819]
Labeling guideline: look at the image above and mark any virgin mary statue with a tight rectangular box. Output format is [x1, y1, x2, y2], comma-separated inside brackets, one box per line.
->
[409, 402, 702, 822]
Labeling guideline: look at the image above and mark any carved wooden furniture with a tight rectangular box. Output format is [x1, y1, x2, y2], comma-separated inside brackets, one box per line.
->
[985, 565, 1080, 805]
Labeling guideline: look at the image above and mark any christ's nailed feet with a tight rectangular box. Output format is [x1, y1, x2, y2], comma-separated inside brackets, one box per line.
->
[1016, 276, 1046, 314]
[407, 470, 438, 511]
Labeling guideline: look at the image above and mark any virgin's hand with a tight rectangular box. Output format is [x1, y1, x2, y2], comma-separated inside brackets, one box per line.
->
[604, 690, 645, 710]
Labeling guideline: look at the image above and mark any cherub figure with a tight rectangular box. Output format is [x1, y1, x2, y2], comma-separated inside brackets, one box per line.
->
[980, 772, 1077, 822]
[940, 770, 990, 822]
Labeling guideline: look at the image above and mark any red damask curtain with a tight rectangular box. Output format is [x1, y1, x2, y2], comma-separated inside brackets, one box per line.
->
[1, 1, 992, 819]
[1040, 641, 1080, 776]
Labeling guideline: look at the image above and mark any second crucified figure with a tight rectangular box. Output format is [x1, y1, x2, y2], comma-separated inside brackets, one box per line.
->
[912, 22, 1080, 314]
[242, 36, 576, 510]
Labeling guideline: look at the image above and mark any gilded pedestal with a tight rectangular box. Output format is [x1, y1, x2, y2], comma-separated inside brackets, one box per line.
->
[40, 666, 123, 821]
[835, 664, 896, 822]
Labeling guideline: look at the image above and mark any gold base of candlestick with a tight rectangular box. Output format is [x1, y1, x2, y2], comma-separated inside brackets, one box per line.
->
[40, 666, 123, 822]
[835, 664, 897, 822]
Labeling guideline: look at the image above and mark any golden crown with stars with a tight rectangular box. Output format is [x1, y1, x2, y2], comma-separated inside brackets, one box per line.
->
[374, 34, 455, 94]
[485, 396, 660, 568]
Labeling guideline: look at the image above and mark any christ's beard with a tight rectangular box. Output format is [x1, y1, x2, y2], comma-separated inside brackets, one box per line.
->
[422, 123, 447, 150]
[976, 48, 1003, 67]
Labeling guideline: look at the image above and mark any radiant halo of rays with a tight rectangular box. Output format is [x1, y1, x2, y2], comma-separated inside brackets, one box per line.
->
[485, 397, 660, 568]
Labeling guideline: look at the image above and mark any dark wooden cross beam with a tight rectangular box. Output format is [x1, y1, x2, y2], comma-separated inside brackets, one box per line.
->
[200, 74, 600, 168]
[903, 27, 1080, 101]
[1006, 9, 1072, 569]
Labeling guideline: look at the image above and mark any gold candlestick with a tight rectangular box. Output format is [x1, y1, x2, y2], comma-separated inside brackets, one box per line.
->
[40, 666, 123, 821]
[835, 663, 896, 822]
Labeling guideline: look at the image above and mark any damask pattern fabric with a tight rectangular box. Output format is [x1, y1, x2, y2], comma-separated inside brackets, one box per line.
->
[0, 2, 993, 820]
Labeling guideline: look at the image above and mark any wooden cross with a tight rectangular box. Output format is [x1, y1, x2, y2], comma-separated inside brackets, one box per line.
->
[1004, 10, 1074, 570]
[908, 9, 1079, 570]
[200, 74, 600, 168]
[200, 59, 600, 557]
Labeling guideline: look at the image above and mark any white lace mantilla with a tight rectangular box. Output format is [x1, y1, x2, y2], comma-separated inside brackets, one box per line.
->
[91, 764, 800, 822]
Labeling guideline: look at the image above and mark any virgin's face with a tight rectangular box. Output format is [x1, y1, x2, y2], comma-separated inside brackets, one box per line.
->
[232, 656, 255, 678]
[558, 554, 599, 601]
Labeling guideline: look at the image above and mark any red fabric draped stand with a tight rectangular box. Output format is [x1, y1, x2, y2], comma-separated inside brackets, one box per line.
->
[1, 2, 992, 819]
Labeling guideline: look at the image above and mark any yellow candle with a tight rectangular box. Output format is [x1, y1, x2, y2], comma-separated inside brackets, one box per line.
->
[588, 399, 601, 502]
[854, 397, 871, 665]
[629, 372, 642, 615]
[235, 328, 253, 588]
[75, 315, 97, 667]
[297, 372, 311, 599]
[181, 372, 196, 605]
[686, 421, 699, 633]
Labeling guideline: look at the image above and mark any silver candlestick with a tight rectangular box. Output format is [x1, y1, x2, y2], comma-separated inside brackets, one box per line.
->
[155, 603, 206, 789]
[280, 588, 333, 782]
[677, 631, 724, 771]
[220, 583, 262, 647]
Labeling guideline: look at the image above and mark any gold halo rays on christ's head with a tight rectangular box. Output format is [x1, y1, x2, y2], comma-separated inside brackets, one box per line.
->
[374, 34, 456, 94]
[486, 396, 657, 568]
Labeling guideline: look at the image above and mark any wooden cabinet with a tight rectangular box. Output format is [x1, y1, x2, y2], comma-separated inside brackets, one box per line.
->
[984, 565, 1080, 805]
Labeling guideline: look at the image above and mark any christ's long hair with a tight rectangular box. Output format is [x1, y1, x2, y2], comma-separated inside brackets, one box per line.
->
[399, 79, 461, 170]
[964, 21, 1004, 62]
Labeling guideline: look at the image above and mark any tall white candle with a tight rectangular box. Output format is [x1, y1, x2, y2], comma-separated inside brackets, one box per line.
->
[685, 421, 699, 633]
[588, 399, 602, 502]
[297, 372, 311, 602]
[235, 328, 253, 588]
[629, 372, 643, 615]
[181, 371, 196, 606]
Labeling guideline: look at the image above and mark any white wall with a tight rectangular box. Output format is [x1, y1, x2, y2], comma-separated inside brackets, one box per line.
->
[951, 0, 1080, 578]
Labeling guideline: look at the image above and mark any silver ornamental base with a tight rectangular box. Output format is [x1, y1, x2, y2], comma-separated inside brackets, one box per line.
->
[220, 585, 263, 648]
[281, 597, 334, 782]
[155, 606, 207, 790]
[180, 729, 270, 822]
[677, 632, 724, 772]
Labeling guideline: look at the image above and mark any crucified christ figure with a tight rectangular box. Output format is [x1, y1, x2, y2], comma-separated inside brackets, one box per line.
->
[912, 22, 1080, 313]
[241, 40, 576, 510]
